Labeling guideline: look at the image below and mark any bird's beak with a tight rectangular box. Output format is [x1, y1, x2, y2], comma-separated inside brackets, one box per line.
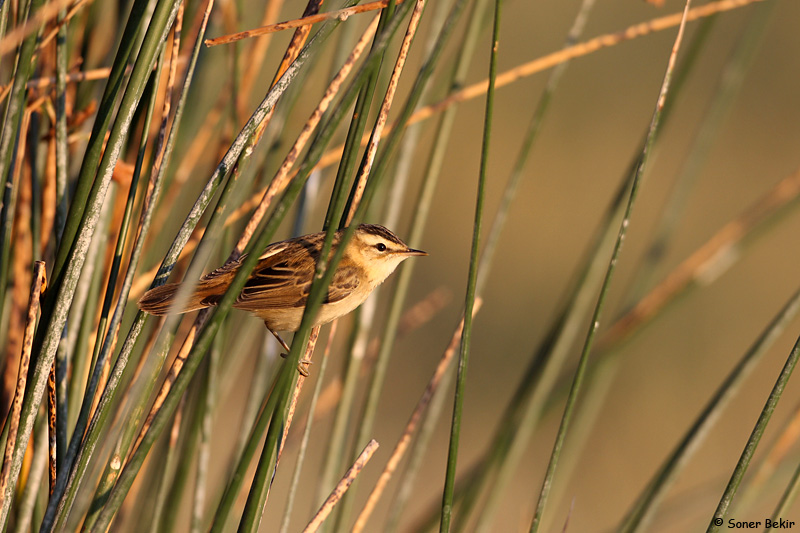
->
[404, 248, 428, 256]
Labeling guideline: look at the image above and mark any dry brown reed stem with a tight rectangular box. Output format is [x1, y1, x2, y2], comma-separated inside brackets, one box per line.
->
[278, 326, 321, 464]
[303, 439, 380, 533]
[232, 14, 380, 258]
[352, 298, 483, 533]
[345, 0, 425, 225]
[9, 58, 188, 96]
[88, 343, 113, 425]
[600, 166, 800, 351]
[284, 318, 341, 448]
[395, 286, 451, 336]
[127, 0, 761, 299]
[169, 396, 184, 451]
[46, 363, 57, 494]
[171, 0, 208, 89]
[1, 105, 37, 425]
[206, 0, 402, 46]
[17, 67, 121, 91]
[153, 7, 183, 180]
[0, 262, 46, 498]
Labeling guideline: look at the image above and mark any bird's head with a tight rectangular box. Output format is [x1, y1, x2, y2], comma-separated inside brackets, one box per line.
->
[348, 224, 427, 284]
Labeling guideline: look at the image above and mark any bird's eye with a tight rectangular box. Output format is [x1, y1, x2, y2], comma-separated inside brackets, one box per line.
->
[375, 243, 387, 252]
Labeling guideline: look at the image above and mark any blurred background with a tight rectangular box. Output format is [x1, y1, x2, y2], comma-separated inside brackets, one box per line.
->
[2, 0, 800, 531]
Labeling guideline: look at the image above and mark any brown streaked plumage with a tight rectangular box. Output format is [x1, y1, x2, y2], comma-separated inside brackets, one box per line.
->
[138, 224, 426, 355]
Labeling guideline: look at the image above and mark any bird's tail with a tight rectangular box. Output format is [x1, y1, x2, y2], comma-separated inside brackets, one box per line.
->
[138, 259, 243, 316]
[137, 282, 213, 316]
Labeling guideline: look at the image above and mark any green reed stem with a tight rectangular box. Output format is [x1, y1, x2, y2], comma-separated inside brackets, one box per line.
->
[54, 7, 69, 243]
[315, 317, 360, 508]
[208, 357, 282, 529]
[237, 356, 298, 533]
[439, 1, 499, 530]
[707, 335, 800, 532]
[315, 0, 405, 513]
[64, 199, 111, 435]
[150, 396, 189, 533]
[85, 56, 159, 421]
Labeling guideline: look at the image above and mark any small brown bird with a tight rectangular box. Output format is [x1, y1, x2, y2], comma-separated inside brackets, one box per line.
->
[138, 224, 426, 355]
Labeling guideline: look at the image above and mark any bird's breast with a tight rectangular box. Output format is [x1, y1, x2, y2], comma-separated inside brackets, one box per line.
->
[256, 285, 373, 332]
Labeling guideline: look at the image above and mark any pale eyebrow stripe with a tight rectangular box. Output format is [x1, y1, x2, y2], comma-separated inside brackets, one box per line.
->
[358, 224, 404, 245]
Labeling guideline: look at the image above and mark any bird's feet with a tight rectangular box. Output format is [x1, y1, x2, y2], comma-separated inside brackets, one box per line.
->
[298, 358, 312, 377]
[278, 351, 312, 377]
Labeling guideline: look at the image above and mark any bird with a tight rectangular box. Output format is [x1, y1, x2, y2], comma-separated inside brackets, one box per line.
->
[138, 224, 426, 368]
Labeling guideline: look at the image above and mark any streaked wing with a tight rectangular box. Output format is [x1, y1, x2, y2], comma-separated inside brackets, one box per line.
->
[236, 257, 303, 309]
[194, 241, 291, 307]
[235, 258, 359, 311]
